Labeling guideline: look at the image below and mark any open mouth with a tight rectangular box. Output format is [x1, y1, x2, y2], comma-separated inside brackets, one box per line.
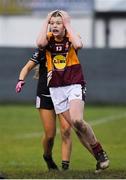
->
[52, 29, 59, 33]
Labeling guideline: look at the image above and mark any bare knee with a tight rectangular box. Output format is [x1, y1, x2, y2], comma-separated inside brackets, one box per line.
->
[44, 128, 56, 141]
[61, 127, 71, 142]
[73, 120, 87, 134]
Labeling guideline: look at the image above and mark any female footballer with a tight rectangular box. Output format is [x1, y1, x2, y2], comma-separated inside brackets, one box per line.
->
[36, 10, 109, 173]
[15, 47, 72, 170]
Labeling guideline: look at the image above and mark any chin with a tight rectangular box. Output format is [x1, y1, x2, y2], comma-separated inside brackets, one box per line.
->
[53, 33, 60, 36]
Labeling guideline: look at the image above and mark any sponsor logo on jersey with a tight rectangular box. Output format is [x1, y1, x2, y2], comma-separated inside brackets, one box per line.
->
[53, 55, 66, 69]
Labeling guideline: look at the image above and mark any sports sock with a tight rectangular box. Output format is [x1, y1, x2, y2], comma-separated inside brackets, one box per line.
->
[43, 154, 52, 160]
[62, 160, 69, 170]
[43, 154, 58, 170]
[91, 142, 103, 158]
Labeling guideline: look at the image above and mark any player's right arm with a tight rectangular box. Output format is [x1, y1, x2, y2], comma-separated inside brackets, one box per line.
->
[36, 11, 55, 48]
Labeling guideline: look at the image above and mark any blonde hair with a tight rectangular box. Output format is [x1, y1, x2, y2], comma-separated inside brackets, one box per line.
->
[51, 10, 61, 17]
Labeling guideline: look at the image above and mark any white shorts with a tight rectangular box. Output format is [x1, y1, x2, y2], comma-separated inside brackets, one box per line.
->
[49, 84, 86, 114]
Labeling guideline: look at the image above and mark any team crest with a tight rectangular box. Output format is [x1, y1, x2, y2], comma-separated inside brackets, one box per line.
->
[65, 42, 69, 50]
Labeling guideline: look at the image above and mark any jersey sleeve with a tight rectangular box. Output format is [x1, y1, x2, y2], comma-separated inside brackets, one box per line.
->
[30, 48, 45, 64]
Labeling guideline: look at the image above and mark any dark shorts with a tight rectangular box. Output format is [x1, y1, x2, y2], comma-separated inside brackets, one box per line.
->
[36, 94, 54, 110]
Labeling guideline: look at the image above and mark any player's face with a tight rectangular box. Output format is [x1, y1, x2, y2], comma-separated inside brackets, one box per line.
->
[49, 16, 65, 38]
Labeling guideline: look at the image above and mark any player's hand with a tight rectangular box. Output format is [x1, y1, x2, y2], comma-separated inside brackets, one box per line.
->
[59, 10, 71, 26]
[15, 80, 25, 93]
[47, 10, 57, 24]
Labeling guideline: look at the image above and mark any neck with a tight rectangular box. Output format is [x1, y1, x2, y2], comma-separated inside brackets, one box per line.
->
[54, 31, 65, 42]
[55, 36, 63, 42]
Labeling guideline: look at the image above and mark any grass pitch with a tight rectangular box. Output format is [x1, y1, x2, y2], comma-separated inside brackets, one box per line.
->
[0, 104, 126, 179]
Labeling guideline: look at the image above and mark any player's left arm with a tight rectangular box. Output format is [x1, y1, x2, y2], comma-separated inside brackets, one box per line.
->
[16, 60, 36, 93]
[18, 60, 36, 81]
[60, 10, 83, 50]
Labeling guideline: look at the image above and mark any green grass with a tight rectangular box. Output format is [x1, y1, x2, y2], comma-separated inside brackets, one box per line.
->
[0, 104, 126, 179]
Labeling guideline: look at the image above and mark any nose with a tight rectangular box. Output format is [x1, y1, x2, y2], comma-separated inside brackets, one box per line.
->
[53, 23, 57, 28]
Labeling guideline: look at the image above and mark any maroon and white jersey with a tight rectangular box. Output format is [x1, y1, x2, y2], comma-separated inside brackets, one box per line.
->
[45, 32, 86, 87]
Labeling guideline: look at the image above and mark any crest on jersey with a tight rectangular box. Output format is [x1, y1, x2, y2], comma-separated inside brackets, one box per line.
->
[65, 42, 69, 50]
[33, 52, 39, 59]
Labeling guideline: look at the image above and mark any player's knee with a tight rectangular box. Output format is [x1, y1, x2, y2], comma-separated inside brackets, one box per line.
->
[44, 132, 55, 142]
[45, 130, 56, 139]
[73, 120, 87, 133]
[61, 127, 71, 141]
[70, 115, 82, 124]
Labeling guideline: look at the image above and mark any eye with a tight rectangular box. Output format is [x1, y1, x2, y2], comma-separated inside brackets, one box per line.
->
[56, 21, 62, 25]
[50, 22, 54, 25]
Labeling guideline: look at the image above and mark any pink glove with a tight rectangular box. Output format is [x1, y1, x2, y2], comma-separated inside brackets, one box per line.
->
[15, 80, 25, 93]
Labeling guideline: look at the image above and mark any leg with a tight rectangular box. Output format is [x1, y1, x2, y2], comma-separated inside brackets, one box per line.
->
[61, 100, 96, 152]
[39, 109, 58, 170]
[58, 114, 72, 170]
[59, 113, 93, 156]
[70, 100, 109, 171]
[61, 100, 109, 171]
[69, 100, 97, 145]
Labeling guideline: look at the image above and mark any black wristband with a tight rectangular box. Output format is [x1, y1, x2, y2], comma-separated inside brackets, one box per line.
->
[18, 79, 24, 82]
[18, 80, 25, 85]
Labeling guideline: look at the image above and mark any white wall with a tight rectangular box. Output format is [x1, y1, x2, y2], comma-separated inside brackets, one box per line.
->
[95, 18, 126, 48]
[0, 16, 41, 47]
[1, 16, 126, 48]
[95, 19, 106, 47]
[109, 19, 126, 48]
[0, 16, 93, 47]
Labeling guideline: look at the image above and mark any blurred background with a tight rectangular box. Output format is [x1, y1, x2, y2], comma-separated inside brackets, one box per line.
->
[0, 1, 126, 178]
[0, 0, 126, 104]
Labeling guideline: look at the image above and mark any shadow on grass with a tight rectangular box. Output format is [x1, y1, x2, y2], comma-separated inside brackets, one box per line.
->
[1, 169, 126, 179]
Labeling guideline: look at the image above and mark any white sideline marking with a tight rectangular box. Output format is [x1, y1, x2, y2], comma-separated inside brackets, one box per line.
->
[89, 112, 126, 126]
[15, 113, 126, 139]
[15, 129, 60, 139]
[16, 132, 42, 139]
